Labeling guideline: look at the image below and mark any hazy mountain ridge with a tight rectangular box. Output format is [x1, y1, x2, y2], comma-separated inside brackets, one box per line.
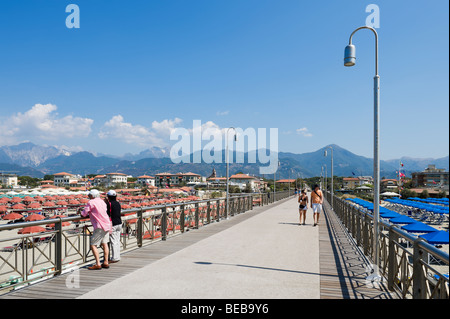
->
[0, 142, 448, 179]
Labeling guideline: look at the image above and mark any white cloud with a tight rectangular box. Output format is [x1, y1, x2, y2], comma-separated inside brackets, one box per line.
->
[98, 115, 184, 147]
[296, 127, 313, 137]
[0, 103, 94, 145]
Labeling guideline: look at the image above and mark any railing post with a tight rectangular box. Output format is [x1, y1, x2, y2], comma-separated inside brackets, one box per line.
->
[195, 202, 199, 229]
[207, 200, 211, 224]
[137, 209, 143, 248]
[162, 206, 167, 241]
[363, 213, 370, 256]
[387, 225, 398, 291]
[180, 204, 185, 233]
[355, 208, 362, 246]
[55, 218, 62, 275]
[413, 238, 427, 299]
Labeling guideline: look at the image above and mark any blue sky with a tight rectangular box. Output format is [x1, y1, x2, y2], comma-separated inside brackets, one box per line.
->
[0, 0, 448, 160]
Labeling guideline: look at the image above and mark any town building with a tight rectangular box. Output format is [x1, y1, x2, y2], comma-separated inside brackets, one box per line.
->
[104, 173, 128, 187]
[155, 172, 202, 188]
[381, 179, 399, 193]
[412, 165, 449, 189]
[136, 175, 155, 187]
[53, 172, 78, 187]
[0, 173, 18, 187]
[343, 177, 360, 189]
[229, 173, 257, 190]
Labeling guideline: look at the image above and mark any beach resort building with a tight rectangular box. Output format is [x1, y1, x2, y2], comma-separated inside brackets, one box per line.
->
[104, 173, 128, 187]
[0, 173, 18, 187]
[412, 165, 449, 189]
[155, 172, 202, 188]
[53, 172, 78, 187]
[136, 175, 155, 187]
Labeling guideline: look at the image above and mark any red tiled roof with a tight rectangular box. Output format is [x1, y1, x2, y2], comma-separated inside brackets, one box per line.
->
[276, 179, 295, 183]
[54, 172, 73, 176]
[230, 174, 256, 179]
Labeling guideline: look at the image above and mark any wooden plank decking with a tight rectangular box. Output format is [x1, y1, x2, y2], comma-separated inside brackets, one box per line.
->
[319, 199, 400, 299]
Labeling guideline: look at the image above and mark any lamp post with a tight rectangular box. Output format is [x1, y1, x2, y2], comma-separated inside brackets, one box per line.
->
[344, 26, 381, 282]
[324, 146, 334, 208]
[226, 127, 237, 220]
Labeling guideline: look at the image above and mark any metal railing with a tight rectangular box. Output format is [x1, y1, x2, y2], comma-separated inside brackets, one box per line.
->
[324, 191, 449, 299]
[0, 190, 292, 293]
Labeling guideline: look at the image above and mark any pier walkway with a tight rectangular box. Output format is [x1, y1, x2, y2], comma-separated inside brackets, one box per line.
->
[1, 195, 399, 299]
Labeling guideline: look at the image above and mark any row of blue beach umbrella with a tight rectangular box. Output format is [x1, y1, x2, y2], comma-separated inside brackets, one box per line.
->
[346, 198, 449, 245]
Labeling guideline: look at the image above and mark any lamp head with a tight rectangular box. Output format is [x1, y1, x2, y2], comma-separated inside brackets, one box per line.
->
[344, 44, 356, 67]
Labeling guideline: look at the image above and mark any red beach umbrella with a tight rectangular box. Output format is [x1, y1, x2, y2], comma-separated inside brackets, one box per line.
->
[2, 212, 23, 220]
[11, 203, 26, 210]
[43, 201, 56, 207]
[10, 197, 23, 203]
[18, 226, 47, 234]
[27, 202, 42, 209]
[25, 214, 45, 221]
[47, 221, 71, 228]
[0, 205, 8, 212]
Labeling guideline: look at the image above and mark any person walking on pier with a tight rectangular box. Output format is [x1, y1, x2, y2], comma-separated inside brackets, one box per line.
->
[310, 185, 323, 227]
[79, 189, 112, 270]
[298, 189, 308, 225]
[105, 190, 122, 263]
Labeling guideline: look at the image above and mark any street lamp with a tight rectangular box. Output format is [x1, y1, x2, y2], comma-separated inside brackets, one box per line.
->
[324, 146, 334, 208]
[226, 127, 237, 220]
[344, 26, 381, 282]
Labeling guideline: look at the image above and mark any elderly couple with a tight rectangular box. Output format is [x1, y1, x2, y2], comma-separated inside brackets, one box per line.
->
[78, 189, 122, 270]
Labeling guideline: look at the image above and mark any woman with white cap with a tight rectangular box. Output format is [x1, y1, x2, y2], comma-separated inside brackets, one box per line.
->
[105, 190, 122, 263]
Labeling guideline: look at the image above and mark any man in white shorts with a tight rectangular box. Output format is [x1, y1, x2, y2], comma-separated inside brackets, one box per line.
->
[310, 185, 323, 227]
[79, 189, 113, 270]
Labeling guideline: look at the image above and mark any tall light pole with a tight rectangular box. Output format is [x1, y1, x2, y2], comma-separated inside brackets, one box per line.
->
[344, 26, 381, 282]
[226, 127, 237, 219]
[324, 146, 334, 208]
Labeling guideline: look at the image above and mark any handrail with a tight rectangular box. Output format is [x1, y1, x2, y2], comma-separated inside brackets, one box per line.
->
[0, 190, 293, 293]
[324, 191, 449, 299]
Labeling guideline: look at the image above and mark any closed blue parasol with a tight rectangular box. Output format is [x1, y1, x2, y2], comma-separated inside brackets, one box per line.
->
[380, 211, 401, 219]
[390, 216, 416, 224]
[419, 231, 449, 245]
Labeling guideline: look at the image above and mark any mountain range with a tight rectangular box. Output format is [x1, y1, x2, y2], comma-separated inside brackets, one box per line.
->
[0, 142, 448, 179]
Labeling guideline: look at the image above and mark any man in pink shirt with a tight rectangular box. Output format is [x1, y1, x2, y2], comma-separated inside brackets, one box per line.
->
[79, 189, 113, 270]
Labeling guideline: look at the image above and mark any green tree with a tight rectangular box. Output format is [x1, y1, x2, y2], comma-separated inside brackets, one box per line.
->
[419, 189, 429, 199]
[18, 176, 39, 188]
[401, 188, 417, 199]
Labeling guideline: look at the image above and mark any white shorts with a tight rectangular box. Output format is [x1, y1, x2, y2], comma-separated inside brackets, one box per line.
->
[312, 203, 322, 214]
[90, 228, 110, 246]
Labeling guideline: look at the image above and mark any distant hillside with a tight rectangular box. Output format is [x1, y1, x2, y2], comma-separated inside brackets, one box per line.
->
[0, 142, 72, 167]
[0, 163, 44, 178]
[37, 152, 120, 175]
[0, 142, 447, 179]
